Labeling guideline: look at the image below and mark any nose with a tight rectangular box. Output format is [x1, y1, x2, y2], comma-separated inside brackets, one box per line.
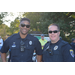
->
[23, 26, 27, 28]
[51, 32, 55, 34]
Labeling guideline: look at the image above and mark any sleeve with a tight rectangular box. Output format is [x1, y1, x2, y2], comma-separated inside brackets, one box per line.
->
[1, 38, 9, 53]
[34, 38, 42, 55]
[62, 44, 74, 62]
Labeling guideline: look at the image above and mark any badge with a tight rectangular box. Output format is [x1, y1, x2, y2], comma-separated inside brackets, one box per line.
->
[12, 42, 16, 47]
[29, 41, 32, 45]
[54, 46, 58, 50]
[70, 49, 74, 58]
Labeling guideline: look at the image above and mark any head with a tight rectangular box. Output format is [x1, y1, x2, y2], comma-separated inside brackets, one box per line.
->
[72, 38, 75, 43]
[19, 18, 30, 35]
[41, 34, 44, 40]
[48, 23, 60, 43]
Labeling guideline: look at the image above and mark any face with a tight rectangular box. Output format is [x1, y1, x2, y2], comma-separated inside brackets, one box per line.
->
[19, 20, 30, 35]
[73, 40, 75, 43]
[41, 36, 44, 40]
[48, 25, 60, 43]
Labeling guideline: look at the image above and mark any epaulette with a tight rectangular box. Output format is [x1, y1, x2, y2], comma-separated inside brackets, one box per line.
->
[7, 33, 18, 40]
[61, 40, 68, 46]
[10, 33, 17, 38]
[5, 34, 16, 41]
[11, 33, 17, 36]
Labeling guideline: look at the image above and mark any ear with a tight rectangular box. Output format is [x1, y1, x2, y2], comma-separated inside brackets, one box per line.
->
[59, 31, 60, 36]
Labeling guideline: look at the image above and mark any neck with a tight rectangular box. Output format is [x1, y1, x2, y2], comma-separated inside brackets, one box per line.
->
[42, 39, 44, 40]
[19, 32, 27, 39]
[51, 38, 60, 44]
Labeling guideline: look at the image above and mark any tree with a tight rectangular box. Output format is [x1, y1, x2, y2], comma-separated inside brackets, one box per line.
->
[23, 12, 42, 32]
[15, 12, 75, 43]
[22, 12, 75, 42]
[0, 12, 8, 25]
[9, 17, 20, 35]
[39, 12, 75, 42]
[0, 24, 10, 40]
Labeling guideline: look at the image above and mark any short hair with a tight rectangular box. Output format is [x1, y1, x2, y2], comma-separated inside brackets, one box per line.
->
[20, 18, 30, 23]
[72, 38, 75, 41]
[48, 23, 60, 31]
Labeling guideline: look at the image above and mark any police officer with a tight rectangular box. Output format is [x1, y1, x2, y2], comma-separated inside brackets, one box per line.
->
[1, 18, 42, 62]
[42, 23, 74, 62]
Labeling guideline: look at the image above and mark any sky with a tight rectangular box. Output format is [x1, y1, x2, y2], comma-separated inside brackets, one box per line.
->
[3, 12, 23, 27]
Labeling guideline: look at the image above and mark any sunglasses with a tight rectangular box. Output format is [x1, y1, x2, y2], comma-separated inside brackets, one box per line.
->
[21, 24, 30, 28]
[48, 30, 59, 34]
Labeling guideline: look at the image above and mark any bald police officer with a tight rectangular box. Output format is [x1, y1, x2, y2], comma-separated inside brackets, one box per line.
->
[42, 23, 74, 62]
[1, 18, 42, 62]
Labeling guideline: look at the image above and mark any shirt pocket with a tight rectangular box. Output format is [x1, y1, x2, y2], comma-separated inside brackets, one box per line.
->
[26, 45, 34, 54]
[10, 46, 18, 57]
[53, 50, 60, 55]
[53, 50, 61, 61]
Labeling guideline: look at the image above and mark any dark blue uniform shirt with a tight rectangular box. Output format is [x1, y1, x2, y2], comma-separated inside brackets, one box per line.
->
[1, 33, 42, 62]
[70, 42, 75, 54]
[43, 38, 74, 62]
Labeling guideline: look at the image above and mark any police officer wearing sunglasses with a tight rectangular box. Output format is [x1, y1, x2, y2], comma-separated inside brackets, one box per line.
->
[42, 23, 74, 62]
[1, 18, 42, 62]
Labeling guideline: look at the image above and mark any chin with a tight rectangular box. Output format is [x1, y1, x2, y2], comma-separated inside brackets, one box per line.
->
[51, 39, 55, 41]
[51, 38, 55, 40]
[23, 33, 27, 35]
[21, 32, 27, 35]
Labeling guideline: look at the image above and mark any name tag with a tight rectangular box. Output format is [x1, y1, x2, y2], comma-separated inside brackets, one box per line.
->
[12, 45, 16, 47]
[12, 42, 16, 47]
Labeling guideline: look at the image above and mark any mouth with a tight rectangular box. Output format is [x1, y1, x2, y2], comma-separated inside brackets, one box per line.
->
[51, 35, 55, 38]
[22, 29, 27, 33]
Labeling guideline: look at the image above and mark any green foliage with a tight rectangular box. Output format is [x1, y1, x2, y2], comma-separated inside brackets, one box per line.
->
[21, 12, 75, 42]
[0, 12, 8, 25]
[23, 12, 42, 32]
[0, 24, 10, 40]
[2, 12, 75, 43]
[9, 17, 20, 35]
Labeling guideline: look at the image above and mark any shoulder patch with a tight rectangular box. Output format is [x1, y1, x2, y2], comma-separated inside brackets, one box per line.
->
[62, 40, 68, 44]
[70, 49, 74, 58]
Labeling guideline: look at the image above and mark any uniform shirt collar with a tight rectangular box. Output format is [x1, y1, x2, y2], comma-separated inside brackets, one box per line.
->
[50, 38, 62, 45]
[17, 32, 30, 40]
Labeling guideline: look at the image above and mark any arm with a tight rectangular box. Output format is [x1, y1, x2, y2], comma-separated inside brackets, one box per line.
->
[36, 55, 42, 62]
[1, 53, 7, 62]
[62, 44, 74, 62]
[1, 37, 10, 62]
[35, 38, 43, 62]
